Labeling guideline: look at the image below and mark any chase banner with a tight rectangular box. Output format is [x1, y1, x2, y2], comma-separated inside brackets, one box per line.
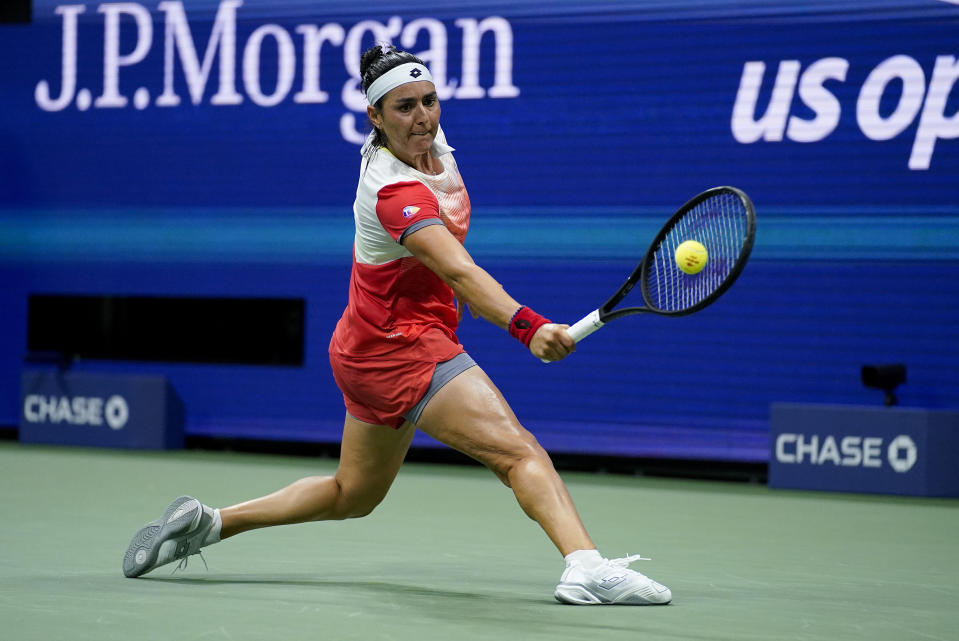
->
[769, 403, 959, 496]
[20, 371, 184, 449]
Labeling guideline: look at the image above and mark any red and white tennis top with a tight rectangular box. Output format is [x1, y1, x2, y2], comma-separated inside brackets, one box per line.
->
[328, 127, 471, 425]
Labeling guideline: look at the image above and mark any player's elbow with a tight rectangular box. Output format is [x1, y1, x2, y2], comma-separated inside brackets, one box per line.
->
[440, 260, 482, 293]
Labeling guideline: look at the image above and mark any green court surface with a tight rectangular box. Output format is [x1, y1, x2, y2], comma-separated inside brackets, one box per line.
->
[1, 442, 956, 641]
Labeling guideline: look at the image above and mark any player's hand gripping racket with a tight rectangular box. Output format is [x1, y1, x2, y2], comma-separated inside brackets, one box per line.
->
[547, 186, 755, 360]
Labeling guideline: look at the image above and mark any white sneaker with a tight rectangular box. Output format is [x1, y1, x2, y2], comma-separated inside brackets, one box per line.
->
[122, 496, 216, 578]
[554, 554, 672, 605]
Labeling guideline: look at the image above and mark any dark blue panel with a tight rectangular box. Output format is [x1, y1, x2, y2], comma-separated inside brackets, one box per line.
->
[769, 403, 959, 497]
[20, 370, 184, 449]
[2, 257, 956, 462]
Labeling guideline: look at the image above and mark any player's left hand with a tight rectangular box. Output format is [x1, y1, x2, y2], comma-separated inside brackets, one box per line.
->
[529, 323, 575, 362]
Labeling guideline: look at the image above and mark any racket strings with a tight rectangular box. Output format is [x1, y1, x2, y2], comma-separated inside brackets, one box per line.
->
[646, 192, 750, 313]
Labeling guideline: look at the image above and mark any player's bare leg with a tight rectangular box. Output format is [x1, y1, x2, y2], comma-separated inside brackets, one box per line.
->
[415, 365, 670, 605]
[414, 365, 593, 555]
[123, 414, 414, 576]
[219, 415, 415, 537]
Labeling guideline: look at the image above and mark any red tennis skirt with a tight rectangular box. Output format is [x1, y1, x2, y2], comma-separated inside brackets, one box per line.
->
[329, 327, 463, 428]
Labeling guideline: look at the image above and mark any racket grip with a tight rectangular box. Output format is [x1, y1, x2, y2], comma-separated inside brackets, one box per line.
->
[567, 309, 604, 342]
[540, 309, 604, 363]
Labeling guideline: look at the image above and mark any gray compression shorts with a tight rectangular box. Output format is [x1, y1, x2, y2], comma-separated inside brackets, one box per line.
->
[404, 352, 477, 425]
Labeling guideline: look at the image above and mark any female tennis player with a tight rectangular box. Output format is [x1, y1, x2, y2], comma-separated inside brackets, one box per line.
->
[122, 44, 671, 606]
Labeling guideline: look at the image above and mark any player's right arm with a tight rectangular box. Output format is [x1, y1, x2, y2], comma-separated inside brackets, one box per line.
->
[403, 224, 574, 362]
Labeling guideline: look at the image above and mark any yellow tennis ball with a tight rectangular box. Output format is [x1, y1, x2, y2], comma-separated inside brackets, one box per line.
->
[675, 240, 708, 275]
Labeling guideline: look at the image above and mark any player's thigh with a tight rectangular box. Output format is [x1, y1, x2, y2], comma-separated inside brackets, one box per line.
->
[335, 413, 415, 504]
[415, 366, 541, 467]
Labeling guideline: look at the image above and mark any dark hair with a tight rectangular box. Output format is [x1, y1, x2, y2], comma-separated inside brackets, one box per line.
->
[360, 44, 427, 149]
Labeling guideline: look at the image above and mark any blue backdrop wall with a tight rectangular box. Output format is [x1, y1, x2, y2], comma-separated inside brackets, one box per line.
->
[2, 0, 958, 461]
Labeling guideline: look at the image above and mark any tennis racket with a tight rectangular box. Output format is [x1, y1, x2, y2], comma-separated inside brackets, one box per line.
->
[555, 186, 755, 351]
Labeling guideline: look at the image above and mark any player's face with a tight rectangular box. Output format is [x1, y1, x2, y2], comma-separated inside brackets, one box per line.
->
[369, 81, 440, 163]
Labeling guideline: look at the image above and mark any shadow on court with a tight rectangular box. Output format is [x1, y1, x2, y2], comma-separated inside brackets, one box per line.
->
[143, 573, 548, 606]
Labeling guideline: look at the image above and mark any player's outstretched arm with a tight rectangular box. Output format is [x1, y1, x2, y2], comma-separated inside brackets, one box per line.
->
[403, 224, 574, 361]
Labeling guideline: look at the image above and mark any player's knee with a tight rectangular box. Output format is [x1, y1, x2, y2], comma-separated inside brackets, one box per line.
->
[331, 485, 387, 520]
[342, 504, 377, 519]
[346, 494, 384, 519]
[487, 437, 553, 488]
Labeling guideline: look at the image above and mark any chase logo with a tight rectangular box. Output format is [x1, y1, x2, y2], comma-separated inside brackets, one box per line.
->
[887, 435, 918, 473]
[23, 393, 130, 430]
[775, 433, 918, 473]
[402, 206, 420, 218]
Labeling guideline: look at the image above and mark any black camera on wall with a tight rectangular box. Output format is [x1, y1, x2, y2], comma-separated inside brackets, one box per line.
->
[861, 364, 907, 406]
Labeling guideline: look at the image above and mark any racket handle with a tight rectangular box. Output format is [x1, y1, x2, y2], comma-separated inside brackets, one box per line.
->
[567, 309, 604, 342]
[540, 309, 604, 363]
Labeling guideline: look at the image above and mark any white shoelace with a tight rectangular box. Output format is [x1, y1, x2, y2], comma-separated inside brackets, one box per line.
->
[609, 553, 652, 568]
[172, 550, 208, 574]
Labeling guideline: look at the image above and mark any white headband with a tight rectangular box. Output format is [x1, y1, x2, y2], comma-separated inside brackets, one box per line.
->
[366, 63, 434, 106]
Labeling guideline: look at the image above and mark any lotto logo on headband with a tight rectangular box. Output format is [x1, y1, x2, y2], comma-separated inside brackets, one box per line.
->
[409, 69, 422, 78]
[402, 206, 420, 218]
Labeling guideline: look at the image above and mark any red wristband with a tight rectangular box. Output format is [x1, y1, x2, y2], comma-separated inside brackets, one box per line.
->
[508, 306, 551, 348]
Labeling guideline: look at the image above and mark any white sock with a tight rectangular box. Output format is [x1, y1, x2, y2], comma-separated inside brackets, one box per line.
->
[202, 508, 222, 546]
[565, 549, 604, 569]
